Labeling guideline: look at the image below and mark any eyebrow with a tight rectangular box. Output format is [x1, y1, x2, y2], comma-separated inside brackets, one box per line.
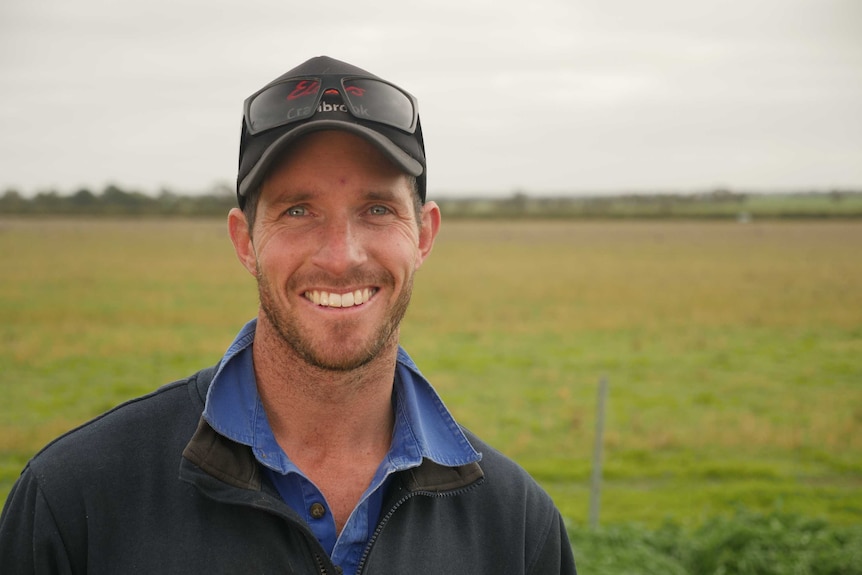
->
[266, 191, 314, 208]
[362, 189, 404, 203]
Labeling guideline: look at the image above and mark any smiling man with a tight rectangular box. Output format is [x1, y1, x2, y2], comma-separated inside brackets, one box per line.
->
[0, 56, 577, 575]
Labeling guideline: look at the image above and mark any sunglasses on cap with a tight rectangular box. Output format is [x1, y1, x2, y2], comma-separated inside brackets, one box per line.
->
[243, 75, 419, 136]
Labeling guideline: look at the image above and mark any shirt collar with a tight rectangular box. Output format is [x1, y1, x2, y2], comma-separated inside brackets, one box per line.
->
[389, 347, 482, 468]
[203, 319, 481, 475]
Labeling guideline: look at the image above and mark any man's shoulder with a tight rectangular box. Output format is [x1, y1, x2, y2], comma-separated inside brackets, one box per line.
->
[462, 428, 531, 476]
[26, 366, 215, 481]
[460, 428, 557, 506]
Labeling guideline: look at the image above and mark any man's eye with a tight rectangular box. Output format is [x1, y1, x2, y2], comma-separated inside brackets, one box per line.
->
[369, 205, 390, 216]
[286, 206, 307, 217]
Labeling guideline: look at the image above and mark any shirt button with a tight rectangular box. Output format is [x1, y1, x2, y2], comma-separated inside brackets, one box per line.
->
[310, 502, 326, 519]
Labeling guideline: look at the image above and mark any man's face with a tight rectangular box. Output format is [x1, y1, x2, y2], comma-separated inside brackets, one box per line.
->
[231, 130, 439, 372]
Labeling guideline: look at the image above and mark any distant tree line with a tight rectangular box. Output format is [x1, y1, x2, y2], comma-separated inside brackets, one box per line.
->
[2, 184, 861, 219]
[0, 184, 236, 217]
[435, 188, 862, 219]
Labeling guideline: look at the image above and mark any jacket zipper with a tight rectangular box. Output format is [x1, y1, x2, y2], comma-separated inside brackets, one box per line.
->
[192, 479, 338, 574]
[355, 482, 483, 574]
[355, 491, 416, 574]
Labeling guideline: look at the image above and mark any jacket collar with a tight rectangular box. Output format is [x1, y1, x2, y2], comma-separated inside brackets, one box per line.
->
[183, 366, 484, 494]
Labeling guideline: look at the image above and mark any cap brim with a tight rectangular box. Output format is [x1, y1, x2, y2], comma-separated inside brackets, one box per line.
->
[237, 120, 424, 200]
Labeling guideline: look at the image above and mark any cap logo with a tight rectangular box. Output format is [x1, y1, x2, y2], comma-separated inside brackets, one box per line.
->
[317, 99, 371, 119]
[280, 90, 369, 122]
[288, 80, 319, 100]
[318, 100, 348, 114]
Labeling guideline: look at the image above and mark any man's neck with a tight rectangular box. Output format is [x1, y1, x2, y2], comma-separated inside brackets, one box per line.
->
[251, 318, 399, 533]
[251, 319, 398, 463]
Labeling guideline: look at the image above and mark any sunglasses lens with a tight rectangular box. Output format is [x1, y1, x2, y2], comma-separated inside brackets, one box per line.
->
[246, 77, 416, 134]
[343, 78, 416, 132]
[247, 79, 322, 133]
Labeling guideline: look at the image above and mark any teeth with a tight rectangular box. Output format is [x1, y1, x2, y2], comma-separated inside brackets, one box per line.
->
[305, 288, 375, 308]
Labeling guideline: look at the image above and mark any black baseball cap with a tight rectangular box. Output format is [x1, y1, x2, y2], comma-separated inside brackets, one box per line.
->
[236, 56, 427, 208]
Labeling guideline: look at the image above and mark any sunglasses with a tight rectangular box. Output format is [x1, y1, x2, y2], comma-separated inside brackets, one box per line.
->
[244, 75, 419, 136]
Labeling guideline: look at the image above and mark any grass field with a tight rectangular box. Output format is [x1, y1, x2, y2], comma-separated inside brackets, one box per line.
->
[1, 217, 860, 535]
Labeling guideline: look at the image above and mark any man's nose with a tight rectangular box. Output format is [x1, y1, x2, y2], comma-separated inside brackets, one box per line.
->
[310, 216, 368, 275]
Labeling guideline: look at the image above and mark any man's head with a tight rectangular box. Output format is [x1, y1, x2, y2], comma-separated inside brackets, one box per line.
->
[228, 57, 440, 373]
[236, 55, 427, 223]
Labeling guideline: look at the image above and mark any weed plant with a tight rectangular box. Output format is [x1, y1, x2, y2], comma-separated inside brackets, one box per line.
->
[570, 508, 862, 574]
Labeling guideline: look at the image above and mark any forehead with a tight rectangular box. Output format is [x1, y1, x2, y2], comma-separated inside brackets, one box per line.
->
[260, 131, 415, 202]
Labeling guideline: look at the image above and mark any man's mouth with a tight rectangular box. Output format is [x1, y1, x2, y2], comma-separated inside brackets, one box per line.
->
[304, 288, 378, 308]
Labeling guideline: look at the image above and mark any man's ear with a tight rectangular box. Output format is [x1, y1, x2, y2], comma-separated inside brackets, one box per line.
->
[415, 201, 441, 270]
[227, 207, 258, 277]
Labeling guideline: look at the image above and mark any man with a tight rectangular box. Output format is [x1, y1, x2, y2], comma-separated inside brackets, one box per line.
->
[0, 56, 577, 574]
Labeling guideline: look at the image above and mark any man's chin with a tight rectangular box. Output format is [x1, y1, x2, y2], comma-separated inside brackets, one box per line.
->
[297, 346, 379, 373]
[275, 323, 397, 373]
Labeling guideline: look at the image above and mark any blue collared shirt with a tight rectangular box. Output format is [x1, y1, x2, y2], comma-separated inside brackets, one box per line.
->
[202, 319, 481, 575]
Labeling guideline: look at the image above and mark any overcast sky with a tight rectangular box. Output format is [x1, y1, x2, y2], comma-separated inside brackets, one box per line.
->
[1, 0, 860, 198]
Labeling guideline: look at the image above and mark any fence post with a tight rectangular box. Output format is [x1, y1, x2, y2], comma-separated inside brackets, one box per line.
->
[589, 375, 609, 529]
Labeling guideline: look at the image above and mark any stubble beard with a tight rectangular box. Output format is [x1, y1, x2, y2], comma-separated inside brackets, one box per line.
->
[256, 263, 414, 372]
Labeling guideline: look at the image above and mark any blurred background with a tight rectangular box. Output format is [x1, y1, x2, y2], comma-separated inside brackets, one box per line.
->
[1, 0, 861, 198]
[2, 2, 861, 574]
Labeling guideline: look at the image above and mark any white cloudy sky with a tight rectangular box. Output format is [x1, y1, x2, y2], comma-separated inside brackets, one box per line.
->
[1, 0, 860, 197]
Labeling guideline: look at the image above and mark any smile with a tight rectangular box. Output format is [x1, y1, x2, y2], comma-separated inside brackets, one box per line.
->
[304, 288, 377, 308]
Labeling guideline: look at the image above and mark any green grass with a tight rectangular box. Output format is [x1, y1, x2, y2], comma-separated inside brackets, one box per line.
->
[1, 218, 861, 536]
[568, 508, 862, 575]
